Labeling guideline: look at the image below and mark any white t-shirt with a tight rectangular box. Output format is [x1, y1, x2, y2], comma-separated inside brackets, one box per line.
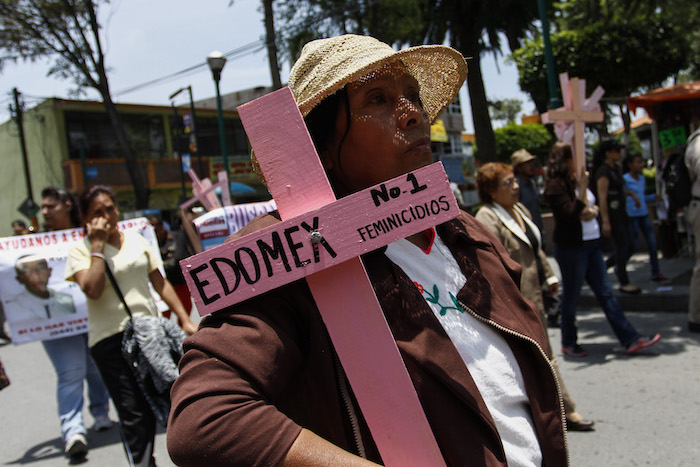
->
[5, 289, 76, 323]
[385, 231, 542, 467]
[65, 231, 162, 347]
[578, 188, 600, 241]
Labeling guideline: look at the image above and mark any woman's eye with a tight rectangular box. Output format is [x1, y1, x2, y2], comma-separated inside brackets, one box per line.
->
[409, 92, 424, 108]
[367, 92, 386, 105]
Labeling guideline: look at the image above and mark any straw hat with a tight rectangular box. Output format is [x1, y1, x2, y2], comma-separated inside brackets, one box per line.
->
[289, 34, 468, 123]
[252, 34, 468, 184]
[510, 149, 536, 167]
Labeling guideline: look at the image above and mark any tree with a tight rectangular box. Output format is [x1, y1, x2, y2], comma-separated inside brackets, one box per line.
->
[489, 98, 523, 125]
[275, 0, 548, 162]
[0, 0, 150, 208]
[511, 15, 690, 114]
[493, 123, 555, 163]
[229, 0, 282, 89]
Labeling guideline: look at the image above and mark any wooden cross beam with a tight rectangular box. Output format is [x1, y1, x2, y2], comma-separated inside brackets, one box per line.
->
[180, 87, 460, 465]
[542, 73, 605, 175]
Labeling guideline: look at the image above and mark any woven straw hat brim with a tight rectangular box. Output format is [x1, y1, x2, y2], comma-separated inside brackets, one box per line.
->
[290, 41, 468, 124]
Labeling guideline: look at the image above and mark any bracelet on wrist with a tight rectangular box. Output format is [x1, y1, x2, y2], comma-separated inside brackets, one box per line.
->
[91, 252, 106, 260]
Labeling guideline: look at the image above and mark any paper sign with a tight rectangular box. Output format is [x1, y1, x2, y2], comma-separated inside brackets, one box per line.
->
[181, 163, 458, 316]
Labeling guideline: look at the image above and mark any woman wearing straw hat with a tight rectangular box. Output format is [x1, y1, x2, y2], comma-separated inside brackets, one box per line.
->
[168, 35, 567, 466]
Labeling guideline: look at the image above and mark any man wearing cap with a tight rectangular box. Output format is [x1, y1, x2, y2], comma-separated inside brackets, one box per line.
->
[686, 128, 700, 332]
[512, 149, 544, 232]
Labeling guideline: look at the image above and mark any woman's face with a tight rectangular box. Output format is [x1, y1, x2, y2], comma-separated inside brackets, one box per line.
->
[606, 148, 622, 162]
[321, 62, 432, 195]
[629, 156, 644, 174]
[85, 193, 119, 234]
[490, 171, 520, 208]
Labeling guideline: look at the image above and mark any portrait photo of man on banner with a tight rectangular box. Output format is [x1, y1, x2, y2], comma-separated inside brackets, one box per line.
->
[0, 218, 161, 344]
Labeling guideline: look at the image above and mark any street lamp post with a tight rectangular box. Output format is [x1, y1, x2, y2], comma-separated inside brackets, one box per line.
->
[207, 51, 229, 177]
[537, 0, 562, 109]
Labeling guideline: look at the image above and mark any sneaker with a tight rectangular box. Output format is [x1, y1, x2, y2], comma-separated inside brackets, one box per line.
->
[626, 333, 661, 354]
[65, 433, 88, 459]
[92, 414, 114, 432]
[651, 274, 670, 283]
[562, 344, 587, 357]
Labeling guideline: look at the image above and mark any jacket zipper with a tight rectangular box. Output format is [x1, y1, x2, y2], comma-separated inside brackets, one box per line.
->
[333, 351, 367, 459]
[458, 299, 570, 466]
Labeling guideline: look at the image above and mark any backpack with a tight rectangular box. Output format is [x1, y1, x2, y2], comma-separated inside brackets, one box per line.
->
[662, 151, 692, 211]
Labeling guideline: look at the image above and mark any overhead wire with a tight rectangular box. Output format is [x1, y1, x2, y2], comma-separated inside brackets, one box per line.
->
[112, 39, 266, 97]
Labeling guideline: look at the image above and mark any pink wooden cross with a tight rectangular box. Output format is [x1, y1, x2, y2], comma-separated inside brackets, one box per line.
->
[542, 73, 605, 175]
[180, 87, 461, 465]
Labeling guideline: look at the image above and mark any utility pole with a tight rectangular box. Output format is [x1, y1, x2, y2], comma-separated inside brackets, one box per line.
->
[12, 88, 38, 231]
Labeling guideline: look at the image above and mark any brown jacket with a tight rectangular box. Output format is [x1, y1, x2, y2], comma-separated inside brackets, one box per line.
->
[168, 211, 568, 467]
[474, 203, 558, 319]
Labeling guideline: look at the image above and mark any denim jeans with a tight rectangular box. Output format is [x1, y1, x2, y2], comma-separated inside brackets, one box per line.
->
[608, 217, 635, 286]
[42, 333, 111, 442]
[629, 215, 660, 277]
[555, 240, 640, 348]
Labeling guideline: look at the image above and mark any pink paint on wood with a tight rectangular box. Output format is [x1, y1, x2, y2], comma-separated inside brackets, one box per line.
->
[237, 88, 336, 218]
[182, 162, 458, 316]
[541, 73, 605, 176]
[307, 258, 446, 466]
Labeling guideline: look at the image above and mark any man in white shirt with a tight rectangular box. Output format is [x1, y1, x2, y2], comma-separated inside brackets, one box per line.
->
[8, 255, 76, 322]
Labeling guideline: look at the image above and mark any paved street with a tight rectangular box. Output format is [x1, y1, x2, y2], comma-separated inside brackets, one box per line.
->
[1, 308, 698, 466]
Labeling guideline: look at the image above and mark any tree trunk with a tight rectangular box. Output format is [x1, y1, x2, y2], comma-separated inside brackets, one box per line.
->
[100, 89, 151, 209]
[465, 53, 498, 162]
[263, 0, 282, 90]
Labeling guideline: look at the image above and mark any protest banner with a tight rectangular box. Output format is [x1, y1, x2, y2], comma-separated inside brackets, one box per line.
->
[0, 218, 161, 344]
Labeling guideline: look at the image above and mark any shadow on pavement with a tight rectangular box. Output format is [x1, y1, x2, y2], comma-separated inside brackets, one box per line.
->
[557, 310, 700, 367]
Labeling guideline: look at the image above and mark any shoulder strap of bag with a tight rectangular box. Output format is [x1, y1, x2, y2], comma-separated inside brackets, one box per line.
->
[103, 262, 133, 319]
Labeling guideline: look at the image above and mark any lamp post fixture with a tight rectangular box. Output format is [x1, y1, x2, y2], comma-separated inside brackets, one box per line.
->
[207, 51, 229, 177]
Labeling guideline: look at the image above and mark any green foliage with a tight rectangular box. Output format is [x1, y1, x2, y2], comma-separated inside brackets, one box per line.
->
[511, 15, 690, 110]
[492, 123, 555, 163]
[489, 98, 523, 124]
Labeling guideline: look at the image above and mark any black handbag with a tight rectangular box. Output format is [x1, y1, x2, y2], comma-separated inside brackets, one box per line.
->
[104, 263, 186, 426]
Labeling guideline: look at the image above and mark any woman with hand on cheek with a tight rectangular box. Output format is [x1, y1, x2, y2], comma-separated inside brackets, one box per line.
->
[66, 185, 196, 467]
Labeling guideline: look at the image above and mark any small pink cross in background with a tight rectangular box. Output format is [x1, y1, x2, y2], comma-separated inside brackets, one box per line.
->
[542, 73, 605, 175]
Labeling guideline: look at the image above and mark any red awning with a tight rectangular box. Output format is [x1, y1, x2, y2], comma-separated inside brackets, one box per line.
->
[627, 81, 700, 114]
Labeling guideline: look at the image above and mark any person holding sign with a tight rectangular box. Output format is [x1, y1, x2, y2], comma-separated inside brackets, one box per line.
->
[66, 186, 197, 467]
[544, 142, 660, 358]
[168, 35, 567, 466]
[19, 187, 113, 463]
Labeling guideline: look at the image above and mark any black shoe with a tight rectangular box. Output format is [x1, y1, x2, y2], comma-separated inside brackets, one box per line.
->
[689, 322, 700, 333]
[566, 418, 596, 432]
[619, 286, 642, 295]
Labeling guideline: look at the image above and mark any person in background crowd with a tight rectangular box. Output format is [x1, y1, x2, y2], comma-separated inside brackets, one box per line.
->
[39, 187, 113, 462]
[591, 140, 641, 294]
[148, 216, 194, 325]
[0, 301, 10, 342]
[685, 127, 700, 333]
[544, 143, 660, 358]
[622, 154, 668, 283]
[168, 34, 567, 467]
[66, 185, 196, 467]
[475, 162, 595, 432]
[511, 149, 544, 233]
[11, 219, 29, 235]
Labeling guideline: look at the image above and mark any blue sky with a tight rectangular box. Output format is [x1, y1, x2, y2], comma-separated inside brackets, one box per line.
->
[0, 0, 534, 132]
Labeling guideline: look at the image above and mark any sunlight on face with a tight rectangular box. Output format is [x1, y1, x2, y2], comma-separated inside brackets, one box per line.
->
[322, 61, 432, 196]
